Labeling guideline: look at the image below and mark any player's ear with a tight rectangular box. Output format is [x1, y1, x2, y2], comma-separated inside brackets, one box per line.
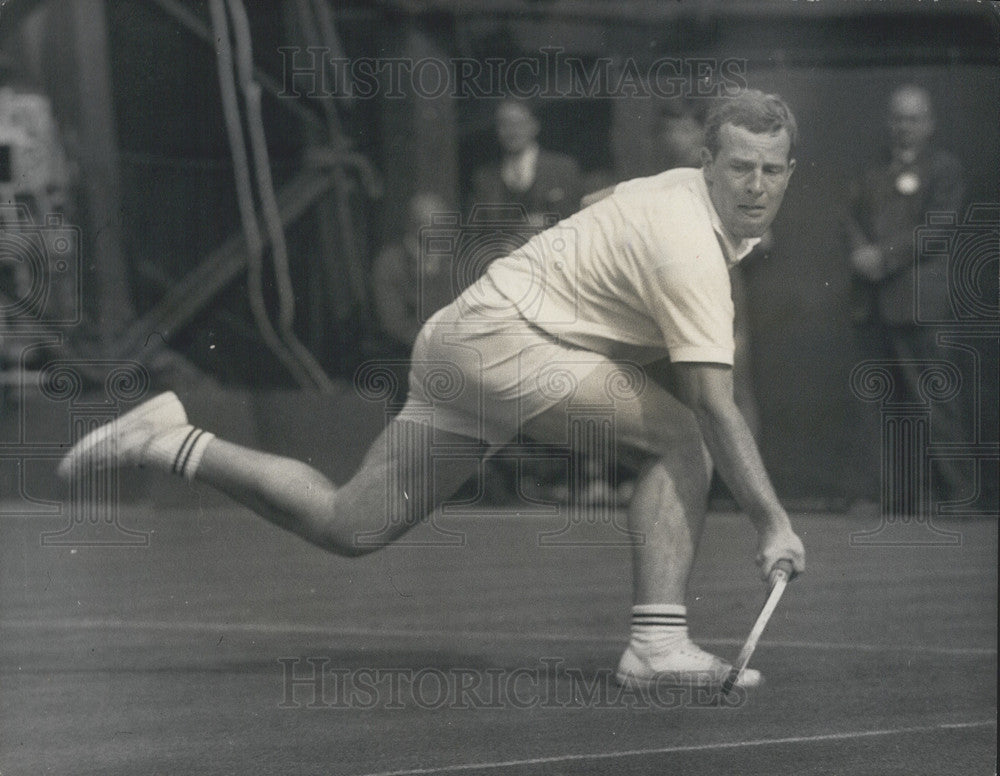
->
[700, 146, 714, 180]
[786, 157, 797, 178]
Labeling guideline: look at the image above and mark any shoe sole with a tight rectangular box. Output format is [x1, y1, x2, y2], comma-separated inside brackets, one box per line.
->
[615, 669, 764, 691]
[57, 391, 184, 478]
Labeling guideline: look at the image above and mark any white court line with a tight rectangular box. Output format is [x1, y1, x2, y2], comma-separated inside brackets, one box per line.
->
[353, 720, 998, 776]
[1, 617, 996, 657]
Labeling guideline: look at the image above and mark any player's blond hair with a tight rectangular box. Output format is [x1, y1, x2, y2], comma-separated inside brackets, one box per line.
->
[704, 90, 798, 159]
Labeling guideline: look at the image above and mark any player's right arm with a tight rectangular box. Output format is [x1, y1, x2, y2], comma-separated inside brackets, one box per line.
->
[672, 361, 805, 579]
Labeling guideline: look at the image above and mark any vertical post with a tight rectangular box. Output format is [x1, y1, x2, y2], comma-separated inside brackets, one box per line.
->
[69, 0, 136, 348]
[377, 18, 459, 243]
[405, 23, 459, 209]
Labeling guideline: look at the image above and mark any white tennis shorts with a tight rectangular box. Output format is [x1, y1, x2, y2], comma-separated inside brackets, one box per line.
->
[396, 273, 607, 447]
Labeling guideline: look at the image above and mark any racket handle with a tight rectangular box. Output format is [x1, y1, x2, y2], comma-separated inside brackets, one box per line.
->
[769, 558, 795, 587]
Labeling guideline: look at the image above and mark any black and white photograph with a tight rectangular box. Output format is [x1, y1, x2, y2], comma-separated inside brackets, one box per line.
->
[0, 1, 997, 773]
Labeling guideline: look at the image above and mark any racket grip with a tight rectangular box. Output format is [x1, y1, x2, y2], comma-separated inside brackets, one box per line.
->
[769, 558, 795, 586]
[721, 668, 739, 696]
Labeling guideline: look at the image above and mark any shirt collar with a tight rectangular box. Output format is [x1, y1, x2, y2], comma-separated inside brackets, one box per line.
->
[691, 171, 761, 265]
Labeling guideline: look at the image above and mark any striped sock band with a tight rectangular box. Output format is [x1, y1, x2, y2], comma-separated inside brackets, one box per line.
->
[171, 427, 215, 480]
[629, 604, 688, 652]
[144, 425, 215, 481]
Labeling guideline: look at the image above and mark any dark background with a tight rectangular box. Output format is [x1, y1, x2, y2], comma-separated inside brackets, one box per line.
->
[0, 0, 997, 503]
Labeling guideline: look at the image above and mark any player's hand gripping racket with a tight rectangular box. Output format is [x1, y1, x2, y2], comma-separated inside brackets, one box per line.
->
[721, 559, 794, 696]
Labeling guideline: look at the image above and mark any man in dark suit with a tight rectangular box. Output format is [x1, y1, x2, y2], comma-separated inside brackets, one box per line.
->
[846, 84, 969, 504]
[471, 99, 582, 227]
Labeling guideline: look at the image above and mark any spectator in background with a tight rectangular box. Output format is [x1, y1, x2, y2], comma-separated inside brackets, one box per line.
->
[846, 84, 969, 506]
[655, 96, 710, 170]
[370, 191, 454, 404]
[471, 99, 582, 227]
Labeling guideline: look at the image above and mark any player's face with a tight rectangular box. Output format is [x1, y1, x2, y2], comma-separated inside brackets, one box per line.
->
[702, 123, 795, 240]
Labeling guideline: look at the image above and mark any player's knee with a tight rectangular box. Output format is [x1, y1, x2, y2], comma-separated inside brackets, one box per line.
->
[288, 490, 376, 558]
[316, 510, 382, 558]
[314, 521, 383, 558]
[659, 437, 711, 492]
[318, 495, 412, 558]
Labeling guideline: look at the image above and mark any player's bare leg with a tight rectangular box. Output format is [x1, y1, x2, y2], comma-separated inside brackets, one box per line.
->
[625, 448, 712, 606]
[522, 362, 712, 602]
[523, 361, 760, 688]
[194, 422, 485, 555]
[58, 392, 486, 557]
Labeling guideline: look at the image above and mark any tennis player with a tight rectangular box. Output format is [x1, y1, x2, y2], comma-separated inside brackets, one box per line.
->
[60, 89, 806, 690]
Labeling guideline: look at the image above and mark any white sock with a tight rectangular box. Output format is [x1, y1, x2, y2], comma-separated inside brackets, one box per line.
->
[629, 604, 689, 653]
[143, 425, 215, 481]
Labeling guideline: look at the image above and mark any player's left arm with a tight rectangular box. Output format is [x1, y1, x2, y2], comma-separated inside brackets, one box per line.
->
[672, 361, 805, 579]
[730, 267, 760, 438]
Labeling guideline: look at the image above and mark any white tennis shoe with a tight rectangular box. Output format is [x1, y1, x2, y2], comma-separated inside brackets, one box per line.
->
[57, 391, 190, 478]
[616, 639, 763, 689]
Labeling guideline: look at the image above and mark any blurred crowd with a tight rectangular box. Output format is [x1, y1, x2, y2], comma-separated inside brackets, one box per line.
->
[0, 60, 76, 397]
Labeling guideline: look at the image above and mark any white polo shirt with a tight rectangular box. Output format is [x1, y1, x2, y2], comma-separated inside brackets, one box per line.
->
[483, 167, 760, 366]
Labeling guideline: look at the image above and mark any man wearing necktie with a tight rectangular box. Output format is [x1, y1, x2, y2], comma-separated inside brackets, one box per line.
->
[471, 99, 582, 230]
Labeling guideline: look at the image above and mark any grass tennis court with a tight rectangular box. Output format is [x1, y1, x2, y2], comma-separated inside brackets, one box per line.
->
[1, 500, 995, 775]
